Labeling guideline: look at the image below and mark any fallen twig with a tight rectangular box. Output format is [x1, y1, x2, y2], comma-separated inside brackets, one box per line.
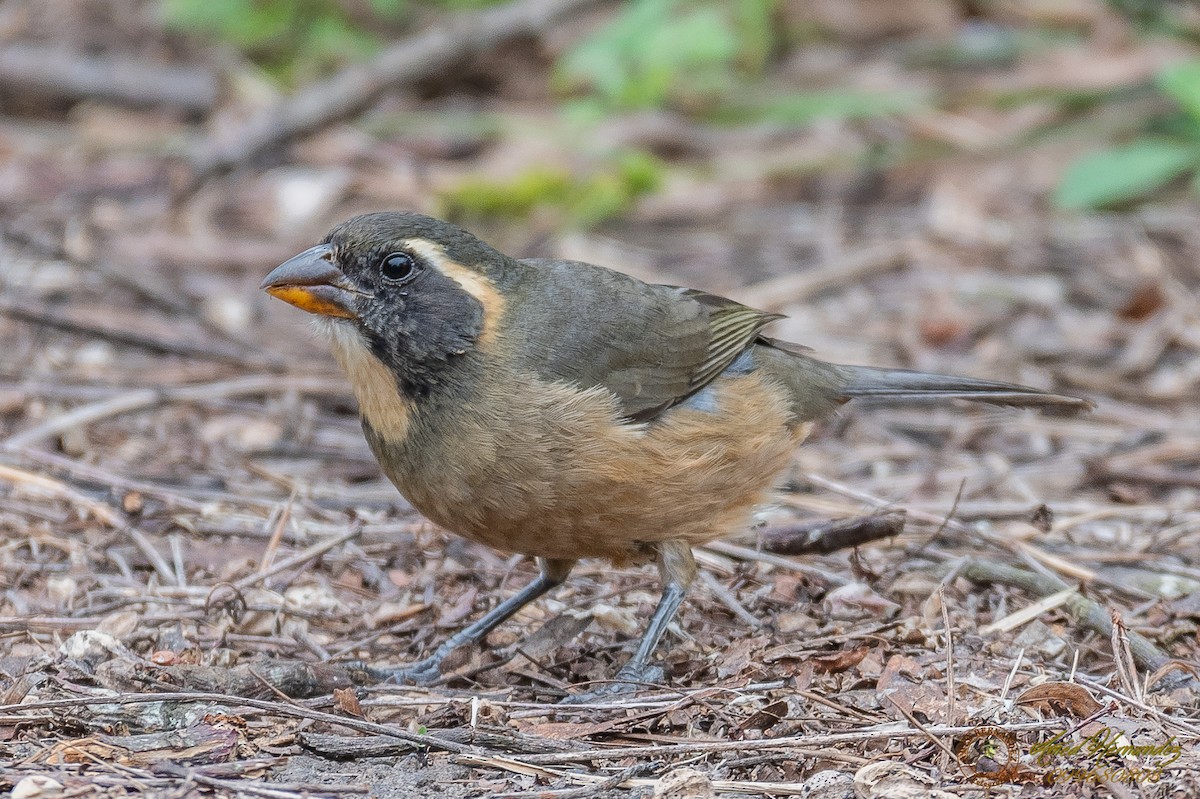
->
[0, 42, 218, 112]
[0, 692, 479, 756]
[735, 240, 915, 311]
[299, 728, 582, 759]
[98, 658, 361, 700]
[0, 296, 269, 368]
[498, 721, 1064, 765]
[961, 560, 1194, 687]
[230, 524, 362, 591]
[4, 374, 348, 450]
[702, 541, 850, 586]
[493, 761, 658, 799]
[154, 761, 368, 798]
[759, 512, 906, 556]
[186, 0, 605, 184]
[0, 462, 126, 526]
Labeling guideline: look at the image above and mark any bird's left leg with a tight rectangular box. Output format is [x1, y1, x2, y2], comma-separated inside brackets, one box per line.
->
[562, 540, 696, 703]
[371, 557, 576, 684]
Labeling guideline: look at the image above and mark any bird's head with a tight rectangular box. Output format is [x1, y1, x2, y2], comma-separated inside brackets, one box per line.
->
[262, 212, 507, 397]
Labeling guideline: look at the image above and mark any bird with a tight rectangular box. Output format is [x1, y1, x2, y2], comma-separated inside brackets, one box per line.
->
[261, 211, 1091, 698]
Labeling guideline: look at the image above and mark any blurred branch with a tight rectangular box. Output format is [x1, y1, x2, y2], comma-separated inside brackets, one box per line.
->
[0, 44, 218, 113]
[759, 512, 906, 556]
[184, 0, 607, 189]
[2, 374, 348, 451]
[961, 560, 1194, 689]
[735, 240, 916, 311]
[0, 296, 270, 369]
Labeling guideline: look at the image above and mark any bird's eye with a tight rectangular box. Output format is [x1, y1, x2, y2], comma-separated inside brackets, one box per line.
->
[380, 252, 418, 283]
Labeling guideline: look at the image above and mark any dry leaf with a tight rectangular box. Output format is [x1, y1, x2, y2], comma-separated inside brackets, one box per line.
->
[853, 761, 944, 799]
[512, 720, 615, 739]
[823, 583, 900, 621]
[653, 767, 714, 799]
[740, 699, 788, 732]
[1118, 280, 1166, 321]
[333, 687, 363, 718]
[96, 610, 141, 639]
[12, 776, 64, 799]
[1016, 681, 1103, 718]
[810, 646, 870, 674]
[878, 654, 948, 724]
[800, 769, 854, 799]
[717, 636, 770, 678]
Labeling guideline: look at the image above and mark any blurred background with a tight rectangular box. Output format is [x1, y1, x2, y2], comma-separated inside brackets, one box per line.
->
[3, 0, 1200, 381]
[2, 1, 1200, 792]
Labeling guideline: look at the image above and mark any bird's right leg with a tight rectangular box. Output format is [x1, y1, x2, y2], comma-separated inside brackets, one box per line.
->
[560, 540, 696, 703]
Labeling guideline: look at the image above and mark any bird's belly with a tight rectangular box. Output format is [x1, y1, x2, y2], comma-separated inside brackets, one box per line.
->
[368, 371, 810, 563]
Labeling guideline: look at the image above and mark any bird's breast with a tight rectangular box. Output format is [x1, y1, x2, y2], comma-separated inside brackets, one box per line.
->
[363, 363, 810, 564]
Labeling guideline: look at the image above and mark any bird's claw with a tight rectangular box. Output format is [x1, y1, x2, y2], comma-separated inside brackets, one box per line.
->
[366, 658, 444, 686]
[559, 663, 665, 705]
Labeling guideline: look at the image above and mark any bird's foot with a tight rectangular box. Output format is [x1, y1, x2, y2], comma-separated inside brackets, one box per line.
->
[364, 656, 444, 686]
[558, 663, 666, 705]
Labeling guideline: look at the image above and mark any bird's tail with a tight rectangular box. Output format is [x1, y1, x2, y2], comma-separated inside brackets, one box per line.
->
[836, 364, 1093, 411]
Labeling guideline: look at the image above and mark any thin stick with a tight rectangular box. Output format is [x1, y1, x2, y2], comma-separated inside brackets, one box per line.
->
[736, 240, 915, 311]
[4, 375, 347, 450]
[885, 694, 960, 764]
[512, 721, 1063, 765]
[962, 560, 1184, 682]
[0, 296, 264, 367]
[259, 489, 298, 574]
[0, 692, 477, 755]
[697, 570, 761, 630]
[3, 449, 205, 510]
[703, 541, 849, 586]
[126, 527, 178, 587]
[999, 649, 1024, 702]
[1110, 609, 1141, 704]
[0, 463, 125, 526]
[940, 585, 956, 726]
[494, 762, 657, 799]
[1078, 677, 1200, 739]
[979, 587, 1077, 635]
[232, 526, 362, 591]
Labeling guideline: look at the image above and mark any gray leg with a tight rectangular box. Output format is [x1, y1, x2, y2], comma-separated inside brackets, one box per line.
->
[562, 541, 696, 703]
[373, 557, 575, 684]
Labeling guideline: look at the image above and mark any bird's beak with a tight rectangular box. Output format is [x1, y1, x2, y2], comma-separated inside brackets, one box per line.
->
[261, 244, 360, 320]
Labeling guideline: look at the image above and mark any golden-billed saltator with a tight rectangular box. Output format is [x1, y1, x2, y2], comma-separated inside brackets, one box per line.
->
[262, 212, 1089, 699]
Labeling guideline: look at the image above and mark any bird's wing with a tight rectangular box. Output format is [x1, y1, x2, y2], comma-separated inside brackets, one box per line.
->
[509, 260, 781, 421]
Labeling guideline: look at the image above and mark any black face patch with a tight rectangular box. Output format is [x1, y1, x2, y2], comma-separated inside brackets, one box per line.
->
[322, 213, 492, 399]
[360, 267, 484, 398]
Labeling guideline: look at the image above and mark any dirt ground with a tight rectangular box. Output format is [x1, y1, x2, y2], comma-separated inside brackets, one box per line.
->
[2, 0, 1200, 797]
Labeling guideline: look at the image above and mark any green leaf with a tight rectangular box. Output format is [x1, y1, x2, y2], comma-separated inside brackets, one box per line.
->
[1054, 139, 1199, 209]
[717, 89, 926, 125]
[368, 0, 406, 18]
[438, 151, 664, 227]
[557, 0, 766, 111]
[732, 0, 775, 72]
[1157, 60, 1200, 122]
[162, 0, 400, 83]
